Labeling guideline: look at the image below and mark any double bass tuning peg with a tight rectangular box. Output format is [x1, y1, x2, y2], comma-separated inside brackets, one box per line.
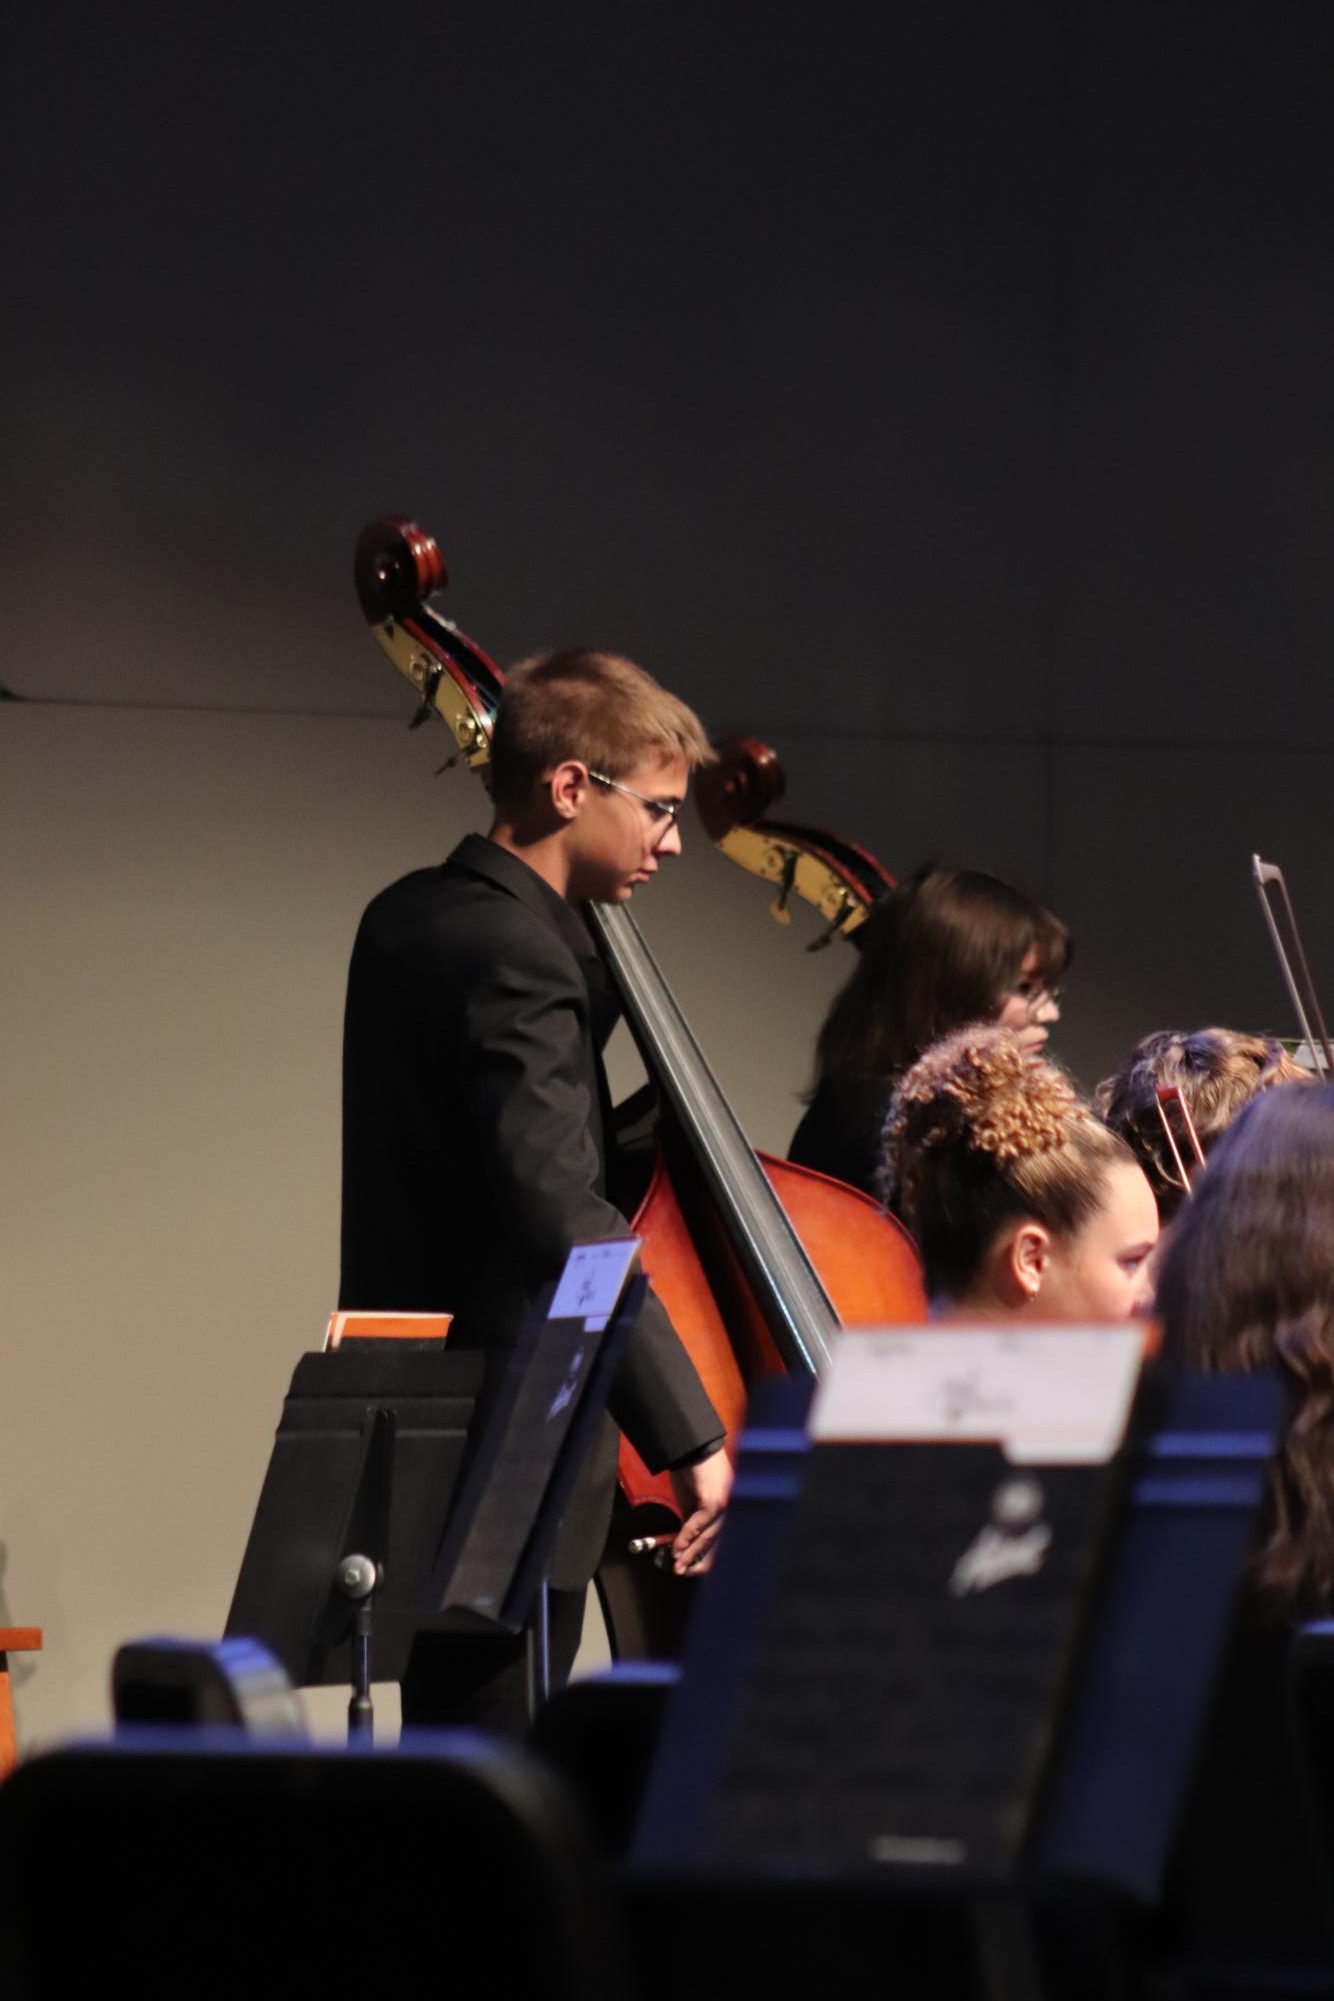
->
[808, 889, 861, 953]
[409, 662, 444, 730]
[768, 849, 797, 926]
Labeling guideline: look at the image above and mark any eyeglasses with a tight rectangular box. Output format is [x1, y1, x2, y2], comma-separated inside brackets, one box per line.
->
[1012, 979, 1062, 1020]
[587, 769, 682, 829]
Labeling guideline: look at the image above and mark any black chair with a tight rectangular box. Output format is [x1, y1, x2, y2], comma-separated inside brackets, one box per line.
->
[111, 1636, 307, 1735]
[1286, 1623, 1334, 1966]
[0, 1732, 630, 2001]
[1148, 1610, 1334, 1998]
[530, 1662, 679, 1854]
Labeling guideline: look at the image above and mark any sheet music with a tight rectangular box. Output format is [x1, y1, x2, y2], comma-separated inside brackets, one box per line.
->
[548, 1236, 641, 1331]
[810, 1324, 1147, 1464]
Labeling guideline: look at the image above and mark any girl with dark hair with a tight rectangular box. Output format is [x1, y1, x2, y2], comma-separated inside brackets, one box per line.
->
[879, 1026, 1157, 1320]
[1150, 1083, 1334, 1980]
[788, 863, 1071, 1199]
[1155, 1081, 1334, 1613]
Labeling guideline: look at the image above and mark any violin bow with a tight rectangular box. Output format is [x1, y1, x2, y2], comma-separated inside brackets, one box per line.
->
[1251, 853, 1334, 1079]
[1154, 1085, 1207, 1199]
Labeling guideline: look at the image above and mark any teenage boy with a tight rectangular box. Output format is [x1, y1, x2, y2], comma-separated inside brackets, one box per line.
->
[340, 648, 731, 1729]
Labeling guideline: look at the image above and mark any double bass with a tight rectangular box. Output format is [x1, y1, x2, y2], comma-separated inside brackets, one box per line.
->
[352, 516, 926, 1653]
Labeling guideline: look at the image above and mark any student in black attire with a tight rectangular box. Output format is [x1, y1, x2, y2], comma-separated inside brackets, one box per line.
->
[788, 863, 1070, 1200]
[340, 648, 731, 1733]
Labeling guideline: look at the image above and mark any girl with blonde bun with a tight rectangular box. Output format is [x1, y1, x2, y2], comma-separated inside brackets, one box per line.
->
[1096, 1026, 1312, 1223]
[879, 1025, 1158, 1320]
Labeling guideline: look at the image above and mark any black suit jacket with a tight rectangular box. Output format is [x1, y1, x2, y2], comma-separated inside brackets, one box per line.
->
[340, 834, 723, 1588]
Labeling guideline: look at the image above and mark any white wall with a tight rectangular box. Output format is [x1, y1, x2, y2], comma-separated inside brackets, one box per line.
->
[0, 700, 850, 1747]
[6, 691, 1332, 1747]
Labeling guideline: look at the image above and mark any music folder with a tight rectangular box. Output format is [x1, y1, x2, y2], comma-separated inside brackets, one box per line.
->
[635, 1324, 1150, 1881]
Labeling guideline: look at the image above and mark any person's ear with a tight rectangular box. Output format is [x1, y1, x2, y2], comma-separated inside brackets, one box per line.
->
[548, 759, 590, 822]
[1005, 1221, 1052, 1305]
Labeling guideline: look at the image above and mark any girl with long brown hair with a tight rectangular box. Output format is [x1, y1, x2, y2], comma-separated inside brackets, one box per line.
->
[1155, 1081, 1334, 1612]
[789, 863, 1070, 1199]
[1151, 1083, 1334, 1980]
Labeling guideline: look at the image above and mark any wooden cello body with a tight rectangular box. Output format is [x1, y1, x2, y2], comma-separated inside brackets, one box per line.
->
[352, 515, 926, 1653]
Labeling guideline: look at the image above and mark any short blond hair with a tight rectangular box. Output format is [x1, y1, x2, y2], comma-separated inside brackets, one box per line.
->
[489, 649, 714, 810]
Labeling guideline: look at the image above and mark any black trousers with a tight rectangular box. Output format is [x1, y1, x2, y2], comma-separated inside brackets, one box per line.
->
[399, 1587, 588, 1740]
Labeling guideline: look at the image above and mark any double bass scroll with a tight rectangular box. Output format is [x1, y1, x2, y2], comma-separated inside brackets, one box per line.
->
[696, 736, 896, 949]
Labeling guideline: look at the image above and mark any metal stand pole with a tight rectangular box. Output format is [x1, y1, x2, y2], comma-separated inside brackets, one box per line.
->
[525, 1577, 551, 1724]
[337, 1553, 380, 1745]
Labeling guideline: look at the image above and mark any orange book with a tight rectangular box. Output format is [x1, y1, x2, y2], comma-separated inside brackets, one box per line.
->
[323, 1310, 452, 1350]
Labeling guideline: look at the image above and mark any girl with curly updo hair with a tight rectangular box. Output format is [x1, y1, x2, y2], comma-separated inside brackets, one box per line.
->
[1096, 1027, 1312, 1223]
[879, 1026, 1158, 1319]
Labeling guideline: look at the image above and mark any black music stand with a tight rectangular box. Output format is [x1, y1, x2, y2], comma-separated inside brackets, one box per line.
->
[629, 1348, 1287, 2001]
[429, 1261, 648, 1718]
[224, 1343, 479, 1712]
[225, 1244, 646, 1739]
